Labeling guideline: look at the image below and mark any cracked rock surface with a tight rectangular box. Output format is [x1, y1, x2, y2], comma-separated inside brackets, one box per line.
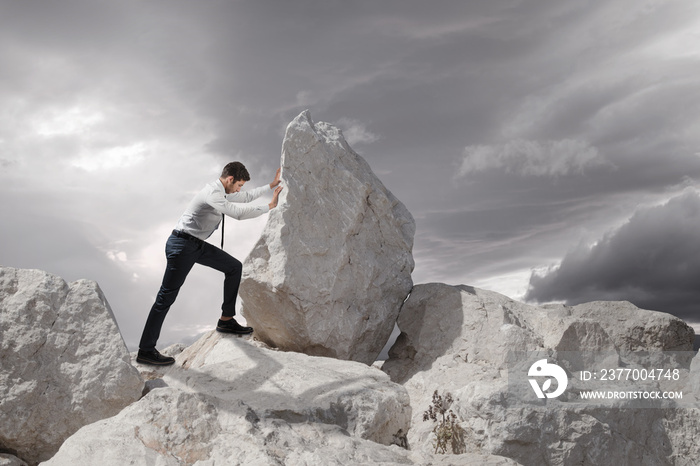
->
[0, 267, 143, 465]
[240, 110, 415, 365]
[44, 331, 518, 466]
[383, 283, 700, 465]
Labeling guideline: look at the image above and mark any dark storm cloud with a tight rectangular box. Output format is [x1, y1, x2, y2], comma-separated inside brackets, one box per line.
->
[525, 190, 700, 323]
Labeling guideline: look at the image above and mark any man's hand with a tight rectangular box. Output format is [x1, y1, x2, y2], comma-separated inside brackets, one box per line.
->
[269, 185, 283, 209]
[269, 168, 282, 189]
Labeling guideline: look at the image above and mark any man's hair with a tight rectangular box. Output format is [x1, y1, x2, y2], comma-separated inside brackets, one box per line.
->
[221, 162, 250, 181]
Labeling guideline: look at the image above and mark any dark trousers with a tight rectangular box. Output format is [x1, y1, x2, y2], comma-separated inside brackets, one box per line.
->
[139, 232, 242, 350]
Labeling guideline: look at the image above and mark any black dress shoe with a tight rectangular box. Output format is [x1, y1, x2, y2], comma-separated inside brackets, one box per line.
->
[136, 348, 175, 366]
[216, 317, 254, 335]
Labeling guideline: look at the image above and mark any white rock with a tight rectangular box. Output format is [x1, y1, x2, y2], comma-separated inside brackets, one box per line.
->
[383, 283, 697, 465]
[43, 332, 417, 465]
[44, 331, 518, 465]
[43, 384, 519, 466]
[0, 267, 144, 465]
[240, 110, 415, 364]
[168, 330, 411, 446]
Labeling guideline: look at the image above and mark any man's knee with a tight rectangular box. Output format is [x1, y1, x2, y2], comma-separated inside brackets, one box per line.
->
[153, 286, 180, 311]
[227, 258, 243, 276]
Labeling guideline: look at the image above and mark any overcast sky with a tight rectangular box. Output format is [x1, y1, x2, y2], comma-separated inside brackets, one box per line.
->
[2, 0, 700, 350]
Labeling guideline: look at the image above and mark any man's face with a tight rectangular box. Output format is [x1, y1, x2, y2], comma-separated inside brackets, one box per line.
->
[224, 177, 246, 194]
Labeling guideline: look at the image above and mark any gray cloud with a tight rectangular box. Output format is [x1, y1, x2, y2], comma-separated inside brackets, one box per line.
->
[525, 190, 700, 323]
[3, 0, 700, 349]
[458, 139, 613, 177]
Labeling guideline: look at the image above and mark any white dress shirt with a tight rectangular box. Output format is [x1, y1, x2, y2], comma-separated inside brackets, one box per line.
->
[174, 179, 271, 240]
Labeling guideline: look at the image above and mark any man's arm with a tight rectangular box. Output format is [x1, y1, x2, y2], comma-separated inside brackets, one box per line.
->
[211, 186, 282, 220]
[212, 167, 284, 219]
[226, 167, 282, 203]
[208, 190, 270, 220]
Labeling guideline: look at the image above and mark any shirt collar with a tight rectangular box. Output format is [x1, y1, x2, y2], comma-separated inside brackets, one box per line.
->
[215, 178, 226, 193]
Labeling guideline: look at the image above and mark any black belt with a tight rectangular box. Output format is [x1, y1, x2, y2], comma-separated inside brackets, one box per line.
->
[172, 229, 204, 245]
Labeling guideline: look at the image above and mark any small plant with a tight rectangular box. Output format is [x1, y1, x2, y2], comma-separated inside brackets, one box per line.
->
[422, 390, 465, 454]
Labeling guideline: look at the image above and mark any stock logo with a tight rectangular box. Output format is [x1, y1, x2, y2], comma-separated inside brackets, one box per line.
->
[528, 359, 568, 399]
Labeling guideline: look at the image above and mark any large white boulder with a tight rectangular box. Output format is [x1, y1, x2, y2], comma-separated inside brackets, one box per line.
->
[167, 331, 411, 446]
[43, 385, 518, 466]
[42, 332, 522, 465]
[240, 110, 415, 365]
[383, 283, 698, 465]
[0, 267, 144, 465]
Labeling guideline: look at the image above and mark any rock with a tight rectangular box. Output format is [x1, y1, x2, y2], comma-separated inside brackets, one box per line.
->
[0, 267, 144, 465]
[43, 384, 519, 465]
[43, 332, 414, 465]
[240, 110, 415, 364]
[169, 330, 411, 446]
[131, 341, 191, 396]
[44, 330, 519, 465]
[382, 283, 698, 465]
[0, 454, 28, 466]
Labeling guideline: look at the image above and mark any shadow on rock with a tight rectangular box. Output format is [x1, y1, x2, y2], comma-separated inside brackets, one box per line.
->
[382, 283, 469, 385]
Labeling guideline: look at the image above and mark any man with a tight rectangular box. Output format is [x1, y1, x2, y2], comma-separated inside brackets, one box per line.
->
[136, 161, 283, 366]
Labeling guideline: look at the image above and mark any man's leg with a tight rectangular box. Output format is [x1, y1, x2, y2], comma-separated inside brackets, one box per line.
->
[196, 242, 252, 334]
[139, 236, 200, 351]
